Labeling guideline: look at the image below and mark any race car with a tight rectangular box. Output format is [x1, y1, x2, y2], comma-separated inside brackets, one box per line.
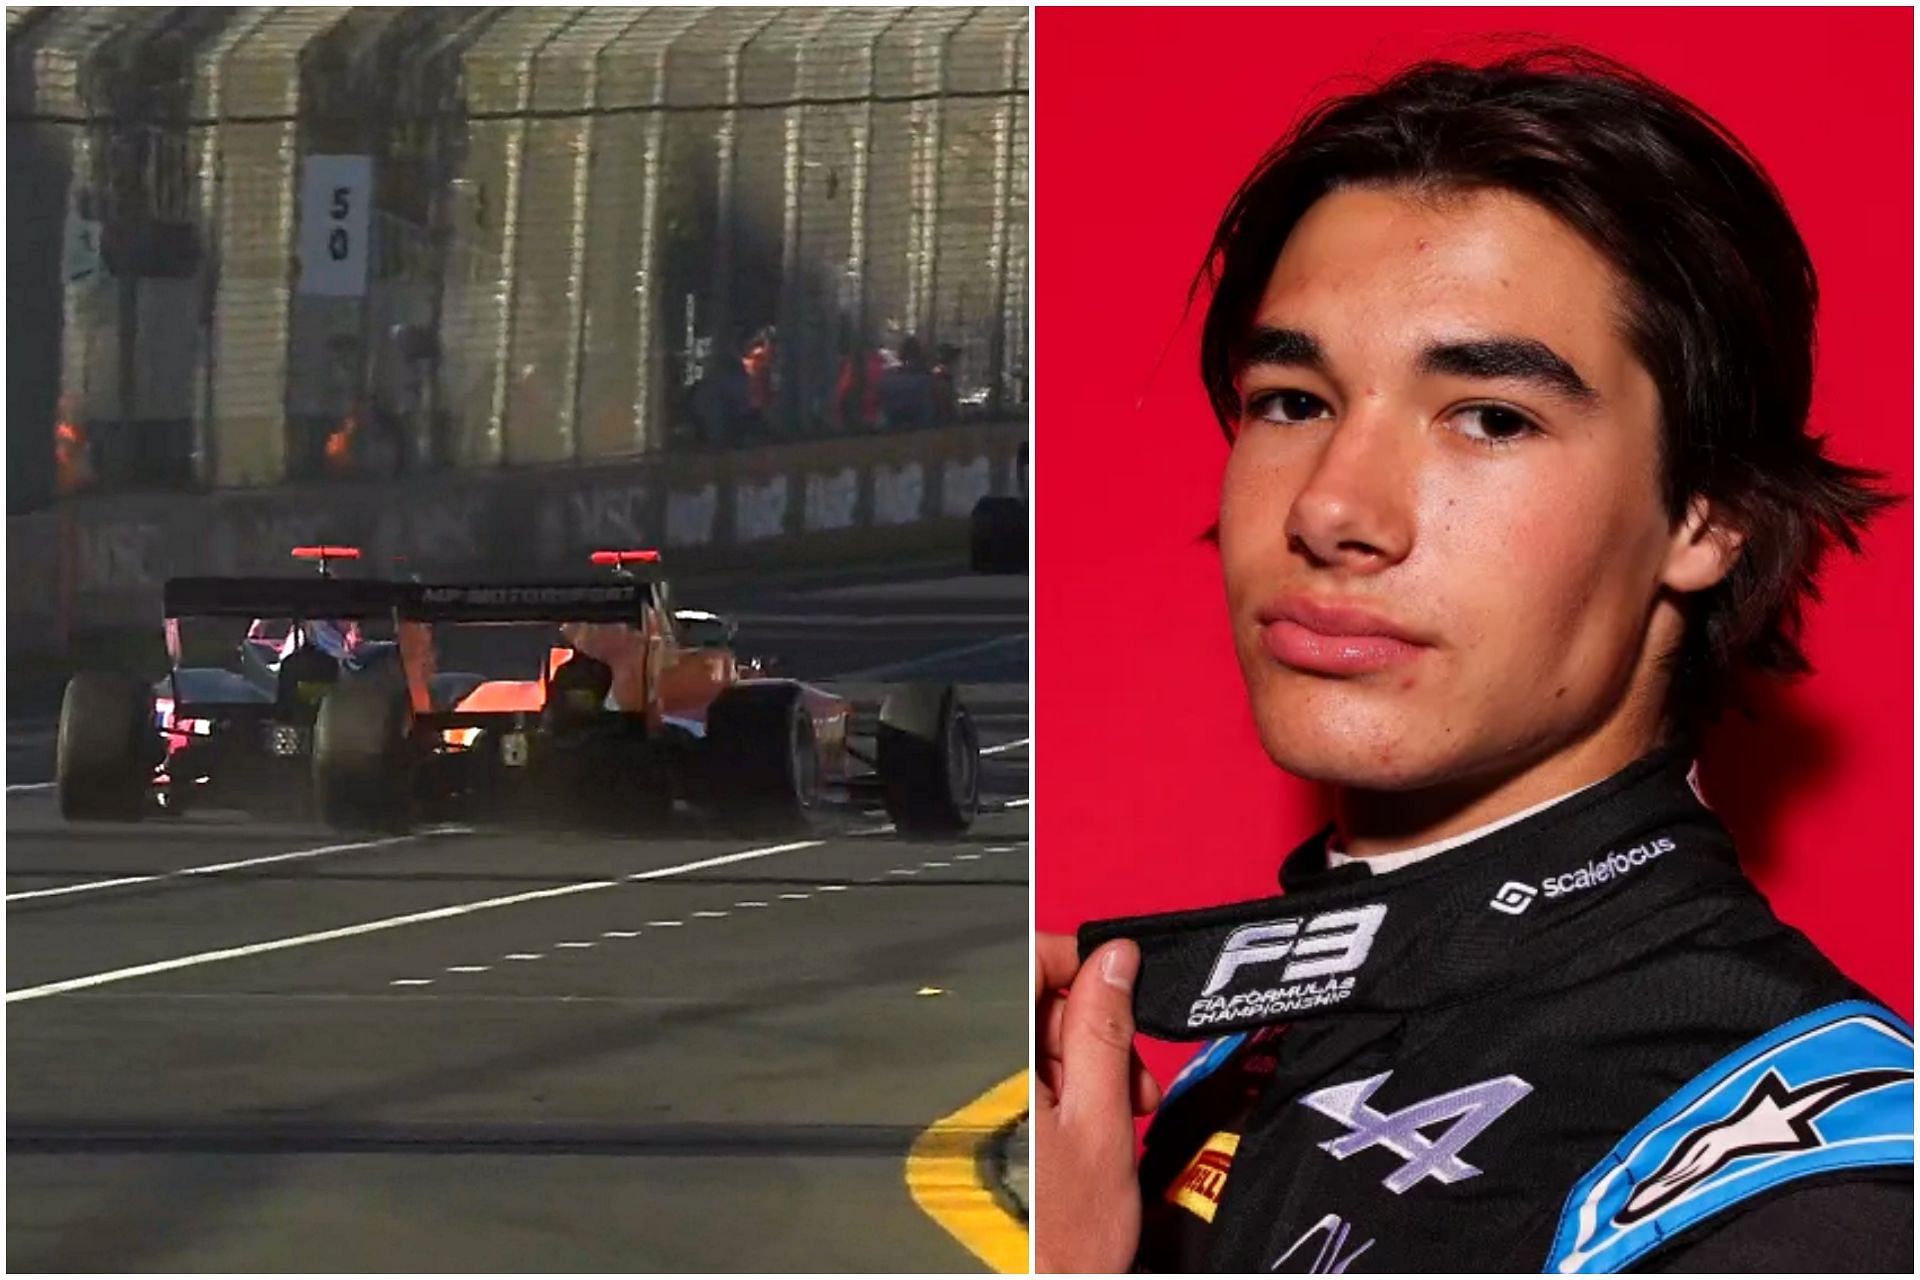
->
[307, 549, 979, 836]
[54, 547, 405, 821]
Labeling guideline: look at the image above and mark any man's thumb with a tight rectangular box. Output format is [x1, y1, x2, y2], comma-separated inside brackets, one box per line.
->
[1060, 939, 1141, 1123]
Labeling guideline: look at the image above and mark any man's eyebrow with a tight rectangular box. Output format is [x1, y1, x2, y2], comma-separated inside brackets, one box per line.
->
[1234, 326, 1326, 374]
[1419, 337, 1599, 406]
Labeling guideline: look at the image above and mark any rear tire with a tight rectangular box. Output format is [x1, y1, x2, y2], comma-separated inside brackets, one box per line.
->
[878, 683, 980, 836]
[56, 672, 153, 822]
[706, 683, 819, 833]
[313, 678, 414, 832]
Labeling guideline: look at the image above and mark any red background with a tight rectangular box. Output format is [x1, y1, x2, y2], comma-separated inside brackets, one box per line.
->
[1034, 7, 1915, 1088]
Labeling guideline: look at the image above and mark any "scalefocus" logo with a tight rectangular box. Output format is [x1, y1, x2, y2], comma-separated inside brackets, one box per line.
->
[1487, 837, 1677, 915]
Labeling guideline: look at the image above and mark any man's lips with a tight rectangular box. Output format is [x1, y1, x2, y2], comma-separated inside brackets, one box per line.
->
[1256, 597, 1431, 675]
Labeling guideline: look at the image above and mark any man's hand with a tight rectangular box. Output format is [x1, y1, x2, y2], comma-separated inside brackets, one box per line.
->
[1035, 932, 1163, 1273]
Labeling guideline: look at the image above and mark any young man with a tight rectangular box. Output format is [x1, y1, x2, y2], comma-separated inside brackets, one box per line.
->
[1035, 50, 1911, 1273]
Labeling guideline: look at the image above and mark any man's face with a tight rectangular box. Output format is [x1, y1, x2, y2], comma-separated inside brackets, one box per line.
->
[1219, 184, 1688, 790]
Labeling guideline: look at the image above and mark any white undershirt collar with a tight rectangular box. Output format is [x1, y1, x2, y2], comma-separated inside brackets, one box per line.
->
[1325, 779, 1602, 876]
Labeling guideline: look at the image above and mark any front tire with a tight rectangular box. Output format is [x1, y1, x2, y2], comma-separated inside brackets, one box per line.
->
[56, 672, 154, 822]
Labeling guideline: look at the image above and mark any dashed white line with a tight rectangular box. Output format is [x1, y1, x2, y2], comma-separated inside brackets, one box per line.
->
[1004, 798, 1031, 808]
[692, 910, 729, 919]
[602, 930, 641, 939]
[446, 965, 491, 974]
[955, 853, 982, 862]
[5, 832, 442, 903]
[648, 920, 684, 928]
[818, 885, 848, 893]
[779, 893, 811, 901]
[889, 869, 920, 877]
[6, 781, 56, 794]
[7, 837, 825, 1004]
[390, 978, 434, 987]
[979, 736, 1030, 757]
[923, 860, 951, 869]
[504, 953, 544, 962]
[986, 846, 1018, 853]
[734, 901, 769, 908]
[555, 941, 596, 949]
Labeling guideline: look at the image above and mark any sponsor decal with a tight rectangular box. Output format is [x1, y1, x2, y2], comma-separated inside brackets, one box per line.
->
[1273, 1214, 1375, 1274]
[1620, 1066, 1909, 1224]
[1166, 1131, 1239, 1223]
[1302, 1071, 1533, 1194]
[1188, 905, 1384, 1030]
[421, 585, 637, 607]
[1488, 837, 1677, 915]
[1489, 881, 1538, 915]
[1548, 1002, 1913, 1274]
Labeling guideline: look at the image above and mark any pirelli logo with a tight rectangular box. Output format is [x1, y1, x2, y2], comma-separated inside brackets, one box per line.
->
[420, 585, 636, 607]
[1166, 1131, 1240, 1223]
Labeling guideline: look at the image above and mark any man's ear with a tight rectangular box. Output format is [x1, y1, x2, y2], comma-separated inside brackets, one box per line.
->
[1662, 496, 1746, 594]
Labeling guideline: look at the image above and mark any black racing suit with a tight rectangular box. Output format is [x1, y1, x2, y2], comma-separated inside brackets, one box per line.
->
[1079, 749, 1914, 1273]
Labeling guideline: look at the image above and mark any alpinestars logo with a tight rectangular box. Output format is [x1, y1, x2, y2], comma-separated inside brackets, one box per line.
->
[1618, 1065, 1910, 1224]
[1187, 905, 1386, 1030]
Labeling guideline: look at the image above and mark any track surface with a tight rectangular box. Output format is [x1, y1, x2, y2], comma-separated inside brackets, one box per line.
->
[7, 571, 1028, 1272]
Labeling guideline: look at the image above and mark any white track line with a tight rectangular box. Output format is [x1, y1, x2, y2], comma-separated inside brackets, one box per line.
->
[5, 832, 445, 903]
[504, 953, 546, 961]
[5, 838, 823, 1004]
[829, 633, 1024, 682]
[602, 930, 641, 939]
[979, 736, 1030, 757]
[734, 901, 768, 908]
[647, 920, 683, 928]
[779, 893, 811, 901]
[818, 885, 847, 892]
[6, 782, 56, 794]
[1005, 797, 1030, 808]
[390, 978, 433, 987]
[555, 941, 596, 949]
[691, 910, 729, 919]
[446, 965, 491, 974]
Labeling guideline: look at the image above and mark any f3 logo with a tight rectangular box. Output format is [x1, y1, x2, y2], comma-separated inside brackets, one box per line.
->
[1202, 904, 1387, 996]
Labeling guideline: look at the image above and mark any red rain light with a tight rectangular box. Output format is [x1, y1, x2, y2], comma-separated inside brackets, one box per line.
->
[590, 549, 661, 566]
[291, 545, 361, 560]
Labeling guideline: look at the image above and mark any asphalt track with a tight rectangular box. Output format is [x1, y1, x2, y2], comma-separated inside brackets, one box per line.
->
[7, 570, 1029, 1272]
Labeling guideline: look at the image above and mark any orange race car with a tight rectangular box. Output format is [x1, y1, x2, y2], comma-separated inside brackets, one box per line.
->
[310, 550, 980, 836]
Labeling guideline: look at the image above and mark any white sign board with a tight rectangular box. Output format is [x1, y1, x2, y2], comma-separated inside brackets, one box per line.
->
[298, 154, 373, 297]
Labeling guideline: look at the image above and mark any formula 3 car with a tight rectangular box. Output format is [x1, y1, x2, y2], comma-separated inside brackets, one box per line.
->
[55, 547, 406, 821]
[312, 550, 980, 836]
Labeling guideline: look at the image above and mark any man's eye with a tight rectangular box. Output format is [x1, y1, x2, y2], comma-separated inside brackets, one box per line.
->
[1245, 389, 1332, 425]
[1450, 404, 1538, 446]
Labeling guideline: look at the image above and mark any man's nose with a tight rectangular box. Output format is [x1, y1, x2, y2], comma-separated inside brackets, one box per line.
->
[1284, 408, 1416, 572]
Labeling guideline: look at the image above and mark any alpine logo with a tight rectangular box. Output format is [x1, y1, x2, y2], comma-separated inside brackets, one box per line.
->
[1489, 881, 1538, 915]
[1187, 905, 1385, 1030]
[1619, 1065, 1910, 1224]
[1302, 1071, 1533, 1194]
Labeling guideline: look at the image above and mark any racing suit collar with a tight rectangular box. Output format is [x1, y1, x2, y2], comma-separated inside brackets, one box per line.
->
[1081, 746, 1743, 1040]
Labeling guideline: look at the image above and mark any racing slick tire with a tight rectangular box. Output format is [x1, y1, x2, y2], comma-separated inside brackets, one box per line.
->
[313, 678, 415, 832]
[706, 683, 819, 833]
[969, 495, 1026, 574]
[878, 683, 980, 836]
[56, 672, 154, 821]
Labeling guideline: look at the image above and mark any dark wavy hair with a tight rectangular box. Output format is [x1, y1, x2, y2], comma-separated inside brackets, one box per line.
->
[1197, 47, 1897, 727]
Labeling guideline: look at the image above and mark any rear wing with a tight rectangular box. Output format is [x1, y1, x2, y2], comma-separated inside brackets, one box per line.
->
[163, 576, 400, 620]
[400, 581, 652, 623]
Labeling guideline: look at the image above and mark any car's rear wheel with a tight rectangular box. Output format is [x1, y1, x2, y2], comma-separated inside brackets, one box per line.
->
[56, 672, 154, 822]
[878, 683, 980, 836]
[313, 678, 415, 832]
[706, 683, 819, 833]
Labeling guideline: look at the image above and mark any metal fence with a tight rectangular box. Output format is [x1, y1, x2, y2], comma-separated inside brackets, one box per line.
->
[6, 6, 1029, 509]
